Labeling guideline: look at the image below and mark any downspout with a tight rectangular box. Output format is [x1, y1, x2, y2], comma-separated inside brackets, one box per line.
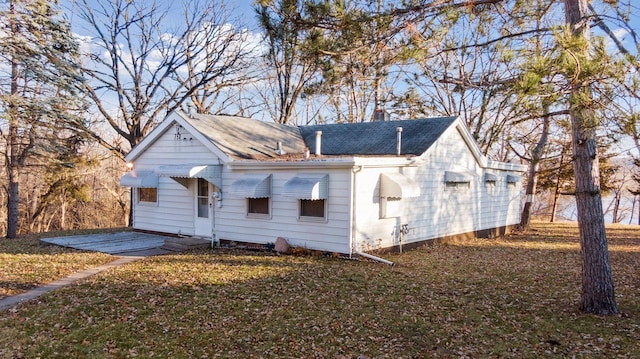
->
[350, 165, 362, 259]
[350, 164, 394, 266]
[356, 251, 394, 266]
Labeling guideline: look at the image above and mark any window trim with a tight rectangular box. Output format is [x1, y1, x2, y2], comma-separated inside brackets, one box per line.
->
[246, 197, 272, 219]
[298, 199, 327, 222]
[445, 181, 471, 190]
[137, 187, 158, 205]
[380, 196, 403, 219]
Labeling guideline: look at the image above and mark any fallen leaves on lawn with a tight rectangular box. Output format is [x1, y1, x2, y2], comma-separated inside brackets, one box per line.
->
[0, 222, 639, 358]
[0, 237, 113, 298]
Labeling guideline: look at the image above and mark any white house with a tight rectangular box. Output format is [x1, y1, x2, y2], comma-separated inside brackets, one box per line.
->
[120, 111, 526, 255]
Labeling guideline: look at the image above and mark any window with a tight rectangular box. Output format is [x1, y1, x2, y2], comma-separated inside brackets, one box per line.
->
[138, 188, 157, 203]
[248, 197, 270, 216]
[485, 181, 497, 193]
[300, 199, 325, 218]
[444, 171, 472, 191]
[380, 197, 402, 218]
[445, 181, 470, 190]
[197, 178, 209, 218]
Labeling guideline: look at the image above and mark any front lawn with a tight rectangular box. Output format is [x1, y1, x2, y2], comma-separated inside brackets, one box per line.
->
[0, 230, 116, 299]
[0, 222, 638, 358]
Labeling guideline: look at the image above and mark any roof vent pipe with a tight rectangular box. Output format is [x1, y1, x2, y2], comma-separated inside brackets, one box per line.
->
[315, 131, 322, 156]
[276, 141, 286, 155]
[396, 127, 403, 156]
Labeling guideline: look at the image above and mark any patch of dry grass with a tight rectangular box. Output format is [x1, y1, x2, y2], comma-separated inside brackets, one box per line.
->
[0, 232, 116, 298]
[0, 222, 638, 358]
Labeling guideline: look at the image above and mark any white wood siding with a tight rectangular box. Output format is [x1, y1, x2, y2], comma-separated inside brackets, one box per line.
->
[129, 117, 521, 254]
[354, 126, 522, 251]
[131, 123, 220, 235]
[215, 169, 352, 253]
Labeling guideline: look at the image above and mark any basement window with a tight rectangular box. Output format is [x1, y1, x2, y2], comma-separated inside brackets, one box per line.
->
[138, 188, 158, 203]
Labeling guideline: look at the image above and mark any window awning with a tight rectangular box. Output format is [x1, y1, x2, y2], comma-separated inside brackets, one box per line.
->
[484, 173, 498, 182]
[119, 170, 158, 188]
[445, 171, 473, 183]
[506, 174, 521, 183]
[229, 174, 272, 198]
[282, 174, 328, 200]
[380, 173, 420, 198]
[154, 164, 222, 188]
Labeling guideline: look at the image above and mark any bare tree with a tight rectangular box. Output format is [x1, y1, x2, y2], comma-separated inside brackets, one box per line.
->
[398, 1, 528, 156]
[170, 3, 258, 115]
[74, 0, 253, 157]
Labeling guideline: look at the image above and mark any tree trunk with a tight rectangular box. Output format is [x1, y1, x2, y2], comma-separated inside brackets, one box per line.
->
[520, 110, 550, 230]
[550, 179, 560, 222]
[550, 151, 564, 223]
[129, 191, 133, 227]
[611, 191, 621, 224]
[60, 195, 67, 230]
[565, 0, 618, 316]
[6, 174, 19, 239]
[6, 0, 19, 239]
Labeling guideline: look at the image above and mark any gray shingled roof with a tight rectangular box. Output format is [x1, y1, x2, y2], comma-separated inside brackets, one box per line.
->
[299, 117, 457, 156]
[182, 114, 306, 160]
[180, 113, 457, 159]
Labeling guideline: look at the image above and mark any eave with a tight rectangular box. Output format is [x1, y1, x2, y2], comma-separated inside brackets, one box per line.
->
[226, 155, 420, 171]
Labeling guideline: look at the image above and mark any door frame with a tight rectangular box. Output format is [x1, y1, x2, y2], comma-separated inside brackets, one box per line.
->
[194, 178, 215, 237]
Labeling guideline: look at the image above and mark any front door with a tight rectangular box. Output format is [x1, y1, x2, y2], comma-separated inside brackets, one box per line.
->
[194, 178, 214, 237]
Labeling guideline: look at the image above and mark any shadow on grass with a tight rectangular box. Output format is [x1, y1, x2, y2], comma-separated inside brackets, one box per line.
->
[1, 222, 639, 357]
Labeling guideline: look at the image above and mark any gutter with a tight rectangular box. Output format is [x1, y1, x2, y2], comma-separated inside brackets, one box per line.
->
[227, 156, 420, 171]
[227, 159, 356, 170]
[485, 159, 528, 172]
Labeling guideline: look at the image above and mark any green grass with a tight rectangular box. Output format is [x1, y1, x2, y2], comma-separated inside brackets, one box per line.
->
[1, 222, 639, 358]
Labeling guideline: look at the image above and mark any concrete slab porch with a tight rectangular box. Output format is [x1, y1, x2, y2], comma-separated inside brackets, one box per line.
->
[40, 232, 173, 255]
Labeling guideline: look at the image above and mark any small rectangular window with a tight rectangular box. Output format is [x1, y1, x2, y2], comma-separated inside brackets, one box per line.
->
[445, 182, 470, 190]
[138, 188, 157, 203]
[248, 197, 270, 216]
[300, 199, 325, 218]
[380, 197, 402, 218]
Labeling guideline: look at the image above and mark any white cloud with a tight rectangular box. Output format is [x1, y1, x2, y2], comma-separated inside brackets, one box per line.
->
[613, 28, 629, 41]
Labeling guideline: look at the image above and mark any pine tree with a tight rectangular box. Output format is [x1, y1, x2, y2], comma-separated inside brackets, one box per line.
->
[256, 0, 319, 124]
[0, 0, 86, 238]
[563, 0, 618, 315]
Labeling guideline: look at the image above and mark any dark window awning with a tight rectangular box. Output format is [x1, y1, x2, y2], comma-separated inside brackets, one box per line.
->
[154, 165, 222, 188]
[380, 173, 420, 198]
[484, 173, 498, 182]
[506, 174, 521, 183]
[282, 174, 328, 200]
[445, 171, 473, 183]
[119, 170, 158, 188]
[229, 174, 272, 198]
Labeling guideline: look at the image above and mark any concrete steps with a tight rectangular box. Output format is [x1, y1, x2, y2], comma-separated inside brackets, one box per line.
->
[161, 237, 212, 252]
